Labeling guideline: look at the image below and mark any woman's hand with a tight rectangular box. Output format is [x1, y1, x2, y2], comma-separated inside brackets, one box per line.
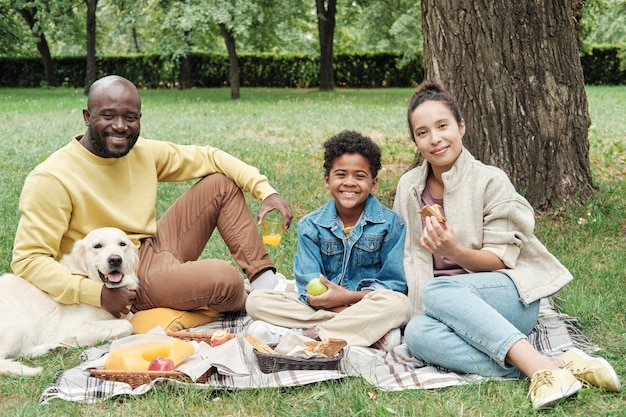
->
[420, 216, 459, 258]
[420, 216, 506, 272]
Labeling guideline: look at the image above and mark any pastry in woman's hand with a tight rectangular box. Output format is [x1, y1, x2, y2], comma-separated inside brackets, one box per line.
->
[418, 204, 447, 224]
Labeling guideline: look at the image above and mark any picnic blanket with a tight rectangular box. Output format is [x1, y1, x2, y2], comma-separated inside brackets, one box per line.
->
[40, 298, 598, 404]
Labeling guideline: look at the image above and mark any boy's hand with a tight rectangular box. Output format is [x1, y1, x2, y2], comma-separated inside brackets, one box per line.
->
[307, 276, 366, 311]
[307, 276, 343, 309]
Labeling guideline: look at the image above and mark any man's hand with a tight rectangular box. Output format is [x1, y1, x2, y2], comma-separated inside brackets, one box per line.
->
[258, 193, 294, 230]
[101, 286, 136, 318]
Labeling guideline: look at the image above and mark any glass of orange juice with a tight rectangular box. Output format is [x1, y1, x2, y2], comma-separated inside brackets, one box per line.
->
[261, 211, 284, 246]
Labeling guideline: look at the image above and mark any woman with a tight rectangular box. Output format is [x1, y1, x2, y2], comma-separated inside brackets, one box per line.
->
[393, 80, 621, 409]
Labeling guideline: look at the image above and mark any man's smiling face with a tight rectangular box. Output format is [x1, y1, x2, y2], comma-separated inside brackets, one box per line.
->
[82, 77, 142, 158]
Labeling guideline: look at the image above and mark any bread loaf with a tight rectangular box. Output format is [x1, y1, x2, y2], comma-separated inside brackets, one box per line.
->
[304, 338, 347, 357]
[245, 334, 277, 354]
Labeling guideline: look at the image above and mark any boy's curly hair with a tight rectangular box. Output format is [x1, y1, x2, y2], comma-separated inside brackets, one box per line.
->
[323, 130, 382, 178]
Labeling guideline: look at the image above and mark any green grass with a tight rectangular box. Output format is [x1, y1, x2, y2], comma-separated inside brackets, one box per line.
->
[0, 86, 624, 416]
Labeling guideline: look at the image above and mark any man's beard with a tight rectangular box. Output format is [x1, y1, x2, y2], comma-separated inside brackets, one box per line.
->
[89, 125, 137, 158]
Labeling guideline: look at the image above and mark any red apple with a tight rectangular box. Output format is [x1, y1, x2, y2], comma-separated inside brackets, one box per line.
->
[210, 330, 235, 347]
[148, 356, 175, 371]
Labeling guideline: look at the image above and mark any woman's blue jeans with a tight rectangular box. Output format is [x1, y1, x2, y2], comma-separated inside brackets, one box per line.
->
[404, 272, 540, 378]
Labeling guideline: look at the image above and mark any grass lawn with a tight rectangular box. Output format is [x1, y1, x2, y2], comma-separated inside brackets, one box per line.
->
[0, 86, 624, 416]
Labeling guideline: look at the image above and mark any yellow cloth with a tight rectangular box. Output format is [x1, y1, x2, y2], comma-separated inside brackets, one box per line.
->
[130, 307, 221, 334]
[12, 136, 277, 307]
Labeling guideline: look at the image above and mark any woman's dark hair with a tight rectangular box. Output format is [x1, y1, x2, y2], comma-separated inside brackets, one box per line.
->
[407, 80, 463, 143]
[323, 130, 382, 178]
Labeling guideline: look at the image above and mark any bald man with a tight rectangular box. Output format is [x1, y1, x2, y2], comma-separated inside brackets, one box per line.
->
[12, 75, 293, 318]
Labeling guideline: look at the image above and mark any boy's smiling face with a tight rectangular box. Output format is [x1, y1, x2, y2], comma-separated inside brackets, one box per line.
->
[325, 152, 377, 219]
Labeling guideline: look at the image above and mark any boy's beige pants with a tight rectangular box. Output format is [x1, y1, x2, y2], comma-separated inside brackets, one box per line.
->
[246, 288, 411, 346]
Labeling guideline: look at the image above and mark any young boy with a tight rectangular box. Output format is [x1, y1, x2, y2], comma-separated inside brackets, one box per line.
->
[245, 130, 411, 350]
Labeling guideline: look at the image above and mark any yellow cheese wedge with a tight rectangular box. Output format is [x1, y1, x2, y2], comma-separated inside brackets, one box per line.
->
[104, 334, 195, 371]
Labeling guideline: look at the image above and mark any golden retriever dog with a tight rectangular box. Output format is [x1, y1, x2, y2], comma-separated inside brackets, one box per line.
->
[0, 227, 139, 376]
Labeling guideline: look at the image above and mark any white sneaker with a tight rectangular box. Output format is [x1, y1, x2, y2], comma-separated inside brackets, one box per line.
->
[372, 328, 402, 352]
[250, 271, 288, 291]
[247, 320, 289, 344]
[273, 273, 288, 291]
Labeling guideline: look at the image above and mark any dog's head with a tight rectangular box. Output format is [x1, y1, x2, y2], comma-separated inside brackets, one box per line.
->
[61, 227, 140, 290]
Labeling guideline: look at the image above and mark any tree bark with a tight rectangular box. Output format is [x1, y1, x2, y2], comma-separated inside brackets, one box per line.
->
[220, 23, 240, 100]
[421, 0, 594, 210]
[316, 0, 337, 91]
[571, 0, 585, 48]
[84, 0, 98, 95]
[18, 9, 58, 87]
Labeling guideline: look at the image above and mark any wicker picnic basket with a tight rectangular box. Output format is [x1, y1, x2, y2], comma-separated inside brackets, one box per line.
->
[89, 331, 215, 388]
[253, 344, 344, 374]
[88, 367, 215, 389]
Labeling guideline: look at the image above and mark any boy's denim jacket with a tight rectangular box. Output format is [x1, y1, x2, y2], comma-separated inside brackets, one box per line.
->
[294, 194, 407, 304]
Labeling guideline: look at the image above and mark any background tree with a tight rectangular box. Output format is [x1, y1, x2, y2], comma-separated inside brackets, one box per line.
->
[0, 8, 27, 56]
[420, 0, 594, 210]
[315, 0, 422, 90]
[152, 0, 310, 97]
[205, 0, 264, 99]
[84, 0, 98, 93]
[0, 8, 30, 55]
[205, 0, 312, 98]
[316, 0, 337, 90]
[218, 21, 239, 98]
[343, 0, 422, 63]
[580, 0, 626, 45]
[17, 7, 57, 86]
[0, 0, 69, 86]
[337, 0, 422, 86]
[242, 0, 314, 54]
[103, 0, 154, 54]
[154, 0, 263, 97]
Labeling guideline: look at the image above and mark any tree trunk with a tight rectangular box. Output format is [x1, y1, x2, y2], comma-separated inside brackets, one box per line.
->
[220, 23, 240, 100]
[421, 0, 594, 210]
[180, 30, 192, 89]
[132, 27, 141, 53]
[180, 55, 191, 89]
[316, 0, 337, 91]
[18, 9, 58, 87]
[571, 0, 585, 48]
[84, 0, 98, 95]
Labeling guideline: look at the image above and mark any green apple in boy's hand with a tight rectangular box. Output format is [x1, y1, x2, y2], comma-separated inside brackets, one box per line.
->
[307, 277, 328, 296]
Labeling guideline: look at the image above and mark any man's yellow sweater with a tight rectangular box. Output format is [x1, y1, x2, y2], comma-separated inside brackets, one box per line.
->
[11, 136, 277, 307]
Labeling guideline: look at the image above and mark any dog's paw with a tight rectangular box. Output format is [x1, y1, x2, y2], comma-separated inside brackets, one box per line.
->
[0, 359, 43, 377]
[24, 343, 65, 358]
